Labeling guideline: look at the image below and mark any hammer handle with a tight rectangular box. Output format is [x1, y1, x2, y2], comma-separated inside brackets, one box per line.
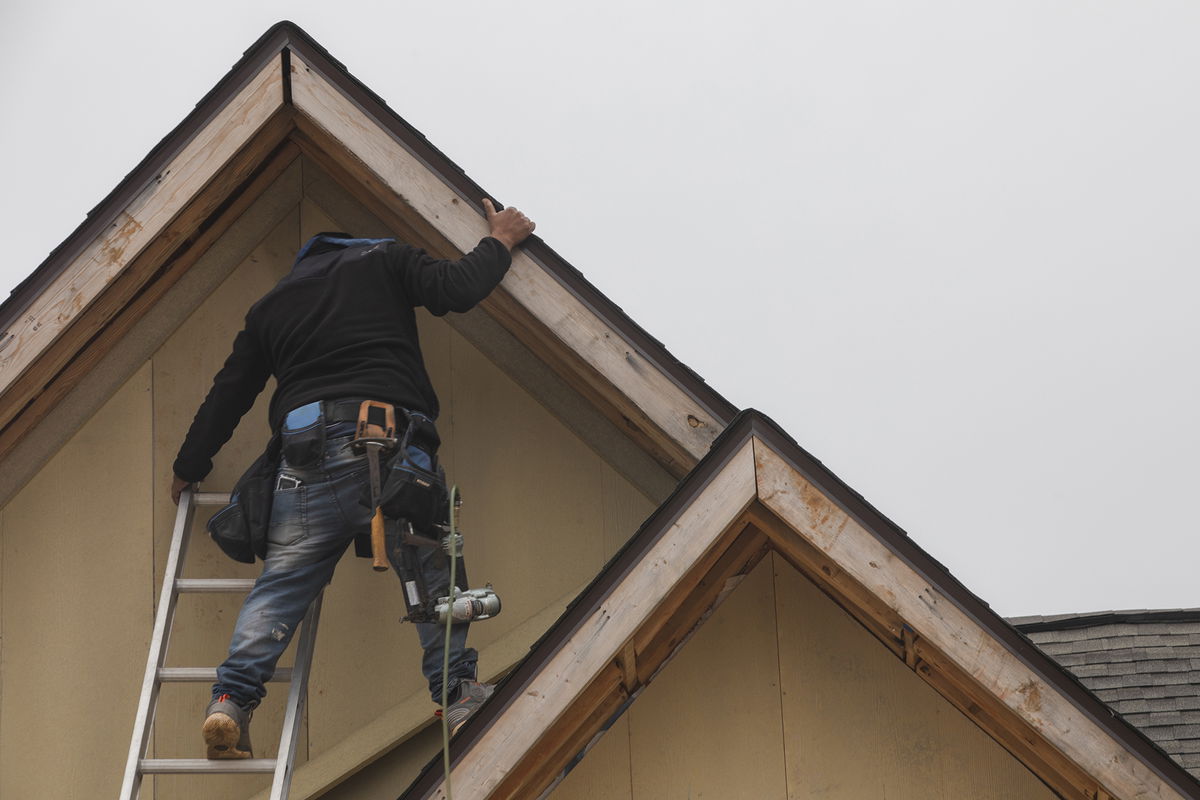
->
[371, 509, 388, 571]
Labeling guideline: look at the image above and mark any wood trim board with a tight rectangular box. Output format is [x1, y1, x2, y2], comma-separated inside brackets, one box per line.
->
[0, 55, 286, 402]
[0, 120, 298, 465]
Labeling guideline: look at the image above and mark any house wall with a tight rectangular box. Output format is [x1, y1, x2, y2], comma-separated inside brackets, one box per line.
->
[551, 553, 1058, 800]
[0, 158, 660, 800]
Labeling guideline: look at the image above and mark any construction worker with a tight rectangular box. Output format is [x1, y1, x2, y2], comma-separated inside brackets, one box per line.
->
[170, 199, 535, 759]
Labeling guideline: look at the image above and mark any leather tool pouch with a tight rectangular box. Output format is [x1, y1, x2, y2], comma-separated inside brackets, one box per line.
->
[377, 412, 447, 531]
[207, 432, 282, 564]
[280, 401, 324, 467]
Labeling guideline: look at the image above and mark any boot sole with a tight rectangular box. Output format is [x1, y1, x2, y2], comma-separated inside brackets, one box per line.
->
[203, 712, 252, 759]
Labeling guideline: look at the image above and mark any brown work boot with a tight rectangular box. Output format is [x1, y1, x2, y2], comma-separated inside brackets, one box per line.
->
[203, 694, 253, 759]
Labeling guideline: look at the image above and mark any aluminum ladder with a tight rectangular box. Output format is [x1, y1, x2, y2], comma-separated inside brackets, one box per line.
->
[120, 488, 323, 800]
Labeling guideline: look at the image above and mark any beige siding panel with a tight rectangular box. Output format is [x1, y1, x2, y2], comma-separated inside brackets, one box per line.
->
[316, 724, 443, 800]
[627, 557, 787, 800]
[600, 465, 655, 562]
[550, 714, 634, 800]
[149, 206, 300, 800]
[441, 325, 608, 657]
[773, 556, 1056, 800]
[0, 365, 154, 800]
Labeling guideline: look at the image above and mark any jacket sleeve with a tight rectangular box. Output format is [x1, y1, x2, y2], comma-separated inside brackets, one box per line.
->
[172, 325, 271, 482]
[391, 237, 512, 316]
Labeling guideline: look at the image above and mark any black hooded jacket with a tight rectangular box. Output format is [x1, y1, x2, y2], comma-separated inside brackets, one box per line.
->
[173, 234, 511, 482]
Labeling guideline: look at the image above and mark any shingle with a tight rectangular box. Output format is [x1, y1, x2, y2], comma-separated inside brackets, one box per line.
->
[1084, 648, 1136, 665]
[1080, 674, 1126, 690]
[1113, 698, 1152, 714]
[1154, 737, 1187, 755]
[1173, 725, 1200, 740]
[1131, 634, 1178, 648]
[1139, 621, 1200, 635]
[1148, 696, 1191, 713]
[1150, 711, 1186, 727]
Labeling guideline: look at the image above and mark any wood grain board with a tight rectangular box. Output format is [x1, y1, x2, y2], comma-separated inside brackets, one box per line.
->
[0, 56, 285, 402]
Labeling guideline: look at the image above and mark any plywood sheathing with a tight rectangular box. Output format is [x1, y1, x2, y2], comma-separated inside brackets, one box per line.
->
[0, 368, 154, 800]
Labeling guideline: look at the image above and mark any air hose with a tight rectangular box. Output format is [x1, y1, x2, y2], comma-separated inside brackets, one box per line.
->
[440, 485, 459, 799]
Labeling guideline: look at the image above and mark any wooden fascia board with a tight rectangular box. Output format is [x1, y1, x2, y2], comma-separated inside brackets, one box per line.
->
[0, 54, 286, 411]
[420, 439, 758, 799]
[0, 116, 299, 467]
[287, 53, 725, 474]
[751, 434, 1192, 800]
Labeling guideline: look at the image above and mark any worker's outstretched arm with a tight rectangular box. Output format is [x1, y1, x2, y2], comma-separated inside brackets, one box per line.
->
[170, 326, 271, 503]
[397, 199, 535, 315]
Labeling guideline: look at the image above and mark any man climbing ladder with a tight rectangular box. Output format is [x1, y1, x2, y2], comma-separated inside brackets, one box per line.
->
[170, 199, 535, 758]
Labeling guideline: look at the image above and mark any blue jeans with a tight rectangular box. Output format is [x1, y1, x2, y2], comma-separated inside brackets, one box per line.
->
[213, 421, 478, 709]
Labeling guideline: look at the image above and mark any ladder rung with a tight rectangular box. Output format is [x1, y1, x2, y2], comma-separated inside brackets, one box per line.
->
[158, 667, 293, 682]
[139, 758, 277, 774]
[193, 491, 232, 506]
[176, 578, 257, 592]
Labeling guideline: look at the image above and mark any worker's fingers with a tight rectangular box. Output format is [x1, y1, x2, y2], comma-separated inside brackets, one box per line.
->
[487, 202, 535, 249]
[170, 475, 190, 506]
[482, 198, 496, 219]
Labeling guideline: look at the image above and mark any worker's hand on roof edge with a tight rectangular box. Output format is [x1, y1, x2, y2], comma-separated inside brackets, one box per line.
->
[171, 474, 192, 505]
[484, 198, 535, 252]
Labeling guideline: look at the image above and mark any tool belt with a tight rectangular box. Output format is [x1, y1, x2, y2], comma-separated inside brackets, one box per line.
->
[375, 411, 447, 531]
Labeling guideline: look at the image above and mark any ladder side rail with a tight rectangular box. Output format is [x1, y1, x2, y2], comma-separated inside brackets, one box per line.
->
[119, 488, 199, 800]
[269, 591, 325, 800]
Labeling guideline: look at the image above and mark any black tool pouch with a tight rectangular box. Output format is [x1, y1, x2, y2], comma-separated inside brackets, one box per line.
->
[207, 432, 282, 564]
[377, 412, 448, 531]
[280, 401, 324, 467]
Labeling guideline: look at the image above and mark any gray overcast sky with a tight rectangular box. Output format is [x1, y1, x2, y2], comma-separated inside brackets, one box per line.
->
[1, 1, 1197, 617]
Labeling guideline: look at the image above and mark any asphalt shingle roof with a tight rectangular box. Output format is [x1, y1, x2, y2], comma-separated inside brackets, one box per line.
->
[1012, 610, 1200, 777]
